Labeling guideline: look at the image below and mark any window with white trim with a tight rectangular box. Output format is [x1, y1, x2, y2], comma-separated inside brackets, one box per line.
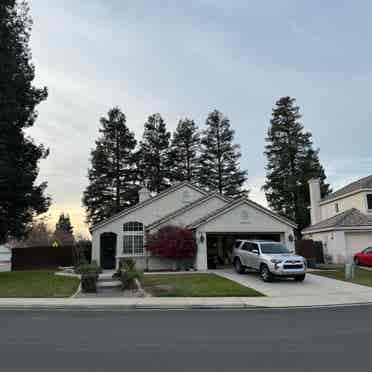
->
[123, 222, 144, 256]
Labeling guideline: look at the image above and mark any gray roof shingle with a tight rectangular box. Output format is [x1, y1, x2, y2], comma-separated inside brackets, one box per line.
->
[322, 174, 372, 202]
[303, 208, 372, 233]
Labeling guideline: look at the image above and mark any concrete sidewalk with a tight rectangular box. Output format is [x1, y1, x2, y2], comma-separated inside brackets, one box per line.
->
[2, 288, 372, 310]
[2, 271, 372, 310]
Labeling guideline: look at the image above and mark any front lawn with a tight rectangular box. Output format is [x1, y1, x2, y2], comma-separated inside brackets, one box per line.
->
[0, 270, 80, 298]
[144, 273, 264, 297]
[312, 267, 372, 288]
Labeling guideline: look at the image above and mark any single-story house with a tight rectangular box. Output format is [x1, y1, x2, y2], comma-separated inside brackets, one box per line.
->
[303, 175, 372, 263]
[91, 181, 296, 271]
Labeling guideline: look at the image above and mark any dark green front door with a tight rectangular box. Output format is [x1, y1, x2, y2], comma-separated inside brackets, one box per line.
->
[100, 233, 117, 270]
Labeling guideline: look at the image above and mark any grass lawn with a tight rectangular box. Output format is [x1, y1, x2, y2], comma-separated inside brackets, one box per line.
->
[312, 267, 372, 288]
[143, 273, 264, 297]
[0, 270, 80, 298]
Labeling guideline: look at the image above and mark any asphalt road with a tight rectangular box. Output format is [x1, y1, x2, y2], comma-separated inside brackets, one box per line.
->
[1, 306, 371, 372]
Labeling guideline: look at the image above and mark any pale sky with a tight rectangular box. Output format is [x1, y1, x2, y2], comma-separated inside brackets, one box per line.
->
[27, 0, 372, 236]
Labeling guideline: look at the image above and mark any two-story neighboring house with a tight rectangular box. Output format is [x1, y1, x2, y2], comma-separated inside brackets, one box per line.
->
[303, 175, 372, 263]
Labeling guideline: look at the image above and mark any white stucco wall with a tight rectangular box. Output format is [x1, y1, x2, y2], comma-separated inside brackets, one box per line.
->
[303, 230, 372, 264]
[193, 202, 295, 270]
[345, 232, 372, 257]
[148, 196, 228, 233]
[196, 202, 294, 235]
[91, 185, 205, 266]
[320, 191, 370, 220]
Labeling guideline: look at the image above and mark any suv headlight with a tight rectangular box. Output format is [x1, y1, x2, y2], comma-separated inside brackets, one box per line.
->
[270, 259, 282, 264]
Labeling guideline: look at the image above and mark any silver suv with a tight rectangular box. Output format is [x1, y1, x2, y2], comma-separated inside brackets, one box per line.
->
[232, 240, 306, 282]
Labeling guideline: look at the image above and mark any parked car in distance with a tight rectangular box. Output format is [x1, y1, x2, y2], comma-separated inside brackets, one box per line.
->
[232, 240, 306, 282]
[0, 244, 11, 272]
[354, 247, 372, 266]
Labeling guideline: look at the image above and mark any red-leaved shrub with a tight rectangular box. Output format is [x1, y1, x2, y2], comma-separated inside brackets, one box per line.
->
[146, 226, 196, 261]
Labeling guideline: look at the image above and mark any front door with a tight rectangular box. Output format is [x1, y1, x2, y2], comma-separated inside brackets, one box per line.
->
[100, 233, 117, 270]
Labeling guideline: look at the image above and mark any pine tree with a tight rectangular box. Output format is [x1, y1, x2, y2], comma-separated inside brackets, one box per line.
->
[263, 96, 331, 235]
[54, 213, 74, 245]
[168, 118, 200, 183]
[198, 110, 247, 197]
[0, 1, 50, 244]
[55, 213, 73, 235]
[83, 107, 138, 226]
[139, 113, 171, 193]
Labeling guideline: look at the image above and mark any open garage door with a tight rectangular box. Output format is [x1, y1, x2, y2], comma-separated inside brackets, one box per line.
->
[206, 232, 282, 269]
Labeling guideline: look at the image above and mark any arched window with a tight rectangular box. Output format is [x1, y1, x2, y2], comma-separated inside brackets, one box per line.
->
[123, 222, 144, 256]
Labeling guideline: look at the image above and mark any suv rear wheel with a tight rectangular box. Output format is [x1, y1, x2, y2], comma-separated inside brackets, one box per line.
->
[260, 264, 273, 282]
[234, 258, 245, 274]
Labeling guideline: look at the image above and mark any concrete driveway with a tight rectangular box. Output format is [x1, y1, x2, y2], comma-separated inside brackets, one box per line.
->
[214, 268, 372, 307]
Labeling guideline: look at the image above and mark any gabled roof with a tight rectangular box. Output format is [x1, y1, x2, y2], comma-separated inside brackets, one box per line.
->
[321, 174, 372, 203]
[146, 192, 230, 231]
[91, 181, 208, 232]
[187, 197, 297, 229]
[303, 208, 372, 234]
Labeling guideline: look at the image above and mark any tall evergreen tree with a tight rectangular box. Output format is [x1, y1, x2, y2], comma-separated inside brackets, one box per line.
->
[83, 107, 138, 226]
[0, 1, 50, 244]
[139, 113, 171, 193]
[55, 213, 73, 235]
[198, 110, 247, 197]
[54, 213, 74, 245]
[263, 96, 331, 235]
[168, 118, 200, 183]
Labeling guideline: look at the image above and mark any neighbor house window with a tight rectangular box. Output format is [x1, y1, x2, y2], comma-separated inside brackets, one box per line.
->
[367, 194, 372, 211]
[123, 222, 144, 256]
[335, 203, 339, 213]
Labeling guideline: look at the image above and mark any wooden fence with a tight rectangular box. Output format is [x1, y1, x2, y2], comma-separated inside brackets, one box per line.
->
[295, 239, 324, 266]
[11, 245, 76, 271]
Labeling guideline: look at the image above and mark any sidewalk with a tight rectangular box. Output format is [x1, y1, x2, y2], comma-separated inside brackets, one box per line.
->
[2, 271, 372, 310]
[1, 291, 372, 310]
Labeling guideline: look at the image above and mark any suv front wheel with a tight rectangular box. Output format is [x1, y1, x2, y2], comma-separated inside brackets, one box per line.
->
[260, 264, 273, 282]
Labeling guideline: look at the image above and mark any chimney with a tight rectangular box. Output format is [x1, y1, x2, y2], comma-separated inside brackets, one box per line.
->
[308, 178, 322, 225]
[139, 185, 151, 203]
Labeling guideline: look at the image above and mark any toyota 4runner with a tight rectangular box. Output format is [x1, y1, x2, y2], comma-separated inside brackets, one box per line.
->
[232, 240, 306, 282]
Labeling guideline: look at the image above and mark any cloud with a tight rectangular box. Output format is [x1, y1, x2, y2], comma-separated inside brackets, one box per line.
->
[26, 0, 372, 234]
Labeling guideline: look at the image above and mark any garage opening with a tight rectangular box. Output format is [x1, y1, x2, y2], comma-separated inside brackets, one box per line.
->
[206, 232, 282, 269]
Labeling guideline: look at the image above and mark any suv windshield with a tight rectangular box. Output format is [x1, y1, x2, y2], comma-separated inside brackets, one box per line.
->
[260, 243, 290, 254]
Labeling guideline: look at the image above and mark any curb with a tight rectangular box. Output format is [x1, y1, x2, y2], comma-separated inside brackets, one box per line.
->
[0, 303, 260, 311]
[1, 301, 372, 311]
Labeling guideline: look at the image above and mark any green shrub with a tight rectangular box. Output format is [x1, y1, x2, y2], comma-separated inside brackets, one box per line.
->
[81, 274, 98, 293]
[76, 260, 101, 275]
[118, 258, 143, 290]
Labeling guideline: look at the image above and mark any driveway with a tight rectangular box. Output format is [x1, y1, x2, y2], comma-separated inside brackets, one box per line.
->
[214, 268, 372, 306]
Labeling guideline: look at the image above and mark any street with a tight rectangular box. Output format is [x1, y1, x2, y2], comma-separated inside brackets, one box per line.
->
[0, 306, 371, 371]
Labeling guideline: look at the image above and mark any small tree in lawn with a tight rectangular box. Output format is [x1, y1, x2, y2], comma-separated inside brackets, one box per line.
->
[146, 226, 197, 271]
